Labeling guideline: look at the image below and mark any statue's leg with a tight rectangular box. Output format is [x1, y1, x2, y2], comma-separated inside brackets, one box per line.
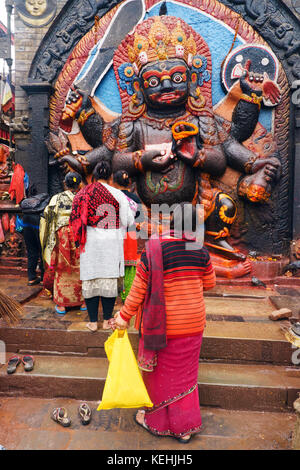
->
[205, 191, 246, 261]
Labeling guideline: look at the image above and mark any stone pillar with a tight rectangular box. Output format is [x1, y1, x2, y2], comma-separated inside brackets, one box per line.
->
[293, 104, 300, 240]
[15, 82, 52, 194]
[293, 397, 300, 450]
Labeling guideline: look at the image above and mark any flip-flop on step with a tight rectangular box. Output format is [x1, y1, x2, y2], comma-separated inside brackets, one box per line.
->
[78, 403, 92, 425]
[22, 355, 34, 372]
[7, 355, 21, 374]
[51, 408, 71, 427]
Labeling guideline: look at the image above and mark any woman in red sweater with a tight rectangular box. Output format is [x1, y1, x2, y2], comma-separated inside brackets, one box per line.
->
[114, 204, 216, 443]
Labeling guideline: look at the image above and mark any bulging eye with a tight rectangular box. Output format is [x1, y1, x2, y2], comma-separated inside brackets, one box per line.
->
[148, 77, 159, 87]
[172, 73, 183, 84]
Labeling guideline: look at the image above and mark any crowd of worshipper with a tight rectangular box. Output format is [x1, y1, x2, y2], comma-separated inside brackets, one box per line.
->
[11, 160, 142, 331]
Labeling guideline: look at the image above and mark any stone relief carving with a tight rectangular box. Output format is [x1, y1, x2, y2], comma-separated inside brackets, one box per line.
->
[22, 0, 298, 276]
[15, 0, 57, 28]
[28, 0, 300, 84]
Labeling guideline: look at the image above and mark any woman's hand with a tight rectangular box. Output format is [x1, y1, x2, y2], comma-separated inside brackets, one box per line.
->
[113, 311, 129, 330]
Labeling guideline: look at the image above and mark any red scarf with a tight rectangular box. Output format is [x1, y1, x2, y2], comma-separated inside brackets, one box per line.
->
[142, 237, 167, 351]
[70, 182, 119, 252]
[9, 164, 25, 204]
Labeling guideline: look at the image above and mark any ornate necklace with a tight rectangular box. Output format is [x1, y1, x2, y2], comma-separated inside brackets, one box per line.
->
[141, 111, 193, 131]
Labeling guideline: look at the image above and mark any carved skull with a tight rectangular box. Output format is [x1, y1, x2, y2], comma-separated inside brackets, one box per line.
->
[176, 44, 185, 58]
[139, 51, 148, 65]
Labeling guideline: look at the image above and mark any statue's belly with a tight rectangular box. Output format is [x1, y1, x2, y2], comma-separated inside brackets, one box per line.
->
[136, 160, 196, 207]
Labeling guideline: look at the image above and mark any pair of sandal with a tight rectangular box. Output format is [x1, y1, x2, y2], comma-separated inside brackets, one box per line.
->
[55, 304, 87, 316]
[86, 319, 113, 333]
[51, 403, 92, 427]
[7, 355, 34, 374]
[134, 410, 192, 444]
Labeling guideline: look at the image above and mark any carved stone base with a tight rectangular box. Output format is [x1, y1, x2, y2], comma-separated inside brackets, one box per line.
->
[250, 258, 288, 280]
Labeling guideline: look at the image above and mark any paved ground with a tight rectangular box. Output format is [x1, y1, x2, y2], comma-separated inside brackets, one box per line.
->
[0, 274, 294, 331]
[0, 275, 299, 451]
[0, 397, 296, 450]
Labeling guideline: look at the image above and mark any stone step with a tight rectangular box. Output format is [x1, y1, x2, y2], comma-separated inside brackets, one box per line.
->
[0, 320, 293, 365]
[0, 397, 296, 450]
[1, 355, 299, 412]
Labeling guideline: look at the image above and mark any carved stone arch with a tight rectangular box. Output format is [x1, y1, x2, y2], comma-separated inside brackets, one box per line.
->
[28, 0, 123, 84]
[28, 0, 300, 85]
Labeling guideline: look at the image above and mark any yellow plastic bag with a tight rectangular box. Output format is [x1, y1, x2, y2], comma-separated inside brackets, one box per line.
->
[97, 329, 153, 410]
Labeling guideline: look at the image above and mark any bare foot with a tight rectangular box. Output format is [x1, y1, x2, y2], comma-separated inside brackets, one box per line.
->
[136, 409, 145, 426]
[86, 322, 98, 332]
[180, 434, 191, 441]
[102, 320, 112, 330]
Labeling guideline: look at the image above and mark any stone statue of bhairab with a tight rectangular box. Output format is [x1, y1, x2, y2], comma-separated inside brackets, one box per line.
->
[59, 16, 282, 277]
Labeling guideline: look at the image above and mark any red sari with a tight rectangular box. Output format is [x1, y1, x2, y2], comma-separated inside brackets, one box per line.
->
[142, 334, 203, 438]
[51, 225, 83, 307]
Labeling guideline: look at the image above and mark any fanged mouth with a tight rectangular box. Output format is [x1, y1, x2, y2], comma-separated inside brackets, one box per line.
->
[157, 92, 183, 102]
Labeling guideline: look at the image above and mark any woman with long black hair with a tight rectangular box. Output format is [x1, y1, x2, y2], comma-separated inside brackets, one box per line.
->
[40, 172, 84, 315]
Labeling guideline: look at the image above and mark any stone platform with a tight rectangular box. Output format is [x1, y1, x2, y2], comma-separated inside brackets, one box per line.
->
[0, 274, 299, 450]
[0, 397, 295, 450]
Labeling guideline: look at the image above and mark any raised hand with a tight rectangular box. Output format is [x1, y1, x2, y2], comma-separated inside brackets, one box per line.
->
[61, 88, 84, 122]
[251, 157, 281, 183]
[240, 61, 281, 105]
[172, 121, 199, 166]
[174, 136, 198, 165]
[262, 73, 281, 105]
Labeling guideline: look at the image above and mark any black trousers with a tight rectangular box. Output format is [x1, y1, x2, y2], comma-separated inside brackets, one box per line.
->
[85, 296, 116, 322]
[22, 226, 44, 281]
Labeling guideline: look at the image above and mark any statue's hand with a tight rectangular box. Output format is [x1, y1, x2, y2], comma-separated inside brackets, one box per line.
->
[240, 61, 281, 105]
[61, 89, 83, 123]
[61, 87, 91, 123]
[251, 157, 281, 183]
[58, 154, 84, 174]
[174, 136, 198, 166]
[141, 149, 174, 171]
[262, 74, 281, 105]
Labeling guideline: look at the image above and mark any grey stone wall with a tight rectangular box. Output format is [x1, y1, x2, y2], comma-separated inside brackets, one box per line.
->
[14, 0, 66, 118]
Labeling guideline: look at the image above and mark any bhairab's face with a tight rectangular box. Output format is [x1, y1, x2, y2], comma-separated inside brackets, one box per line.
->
[140, 59, 189, 110]
[25, 0, 47, 16]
